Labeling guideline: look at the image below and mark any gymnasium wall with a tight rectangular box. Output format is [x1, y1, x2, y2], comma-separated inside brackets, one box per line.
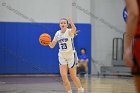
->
[91, 0, 126, 74]
[0, 0, 91, 23]
[0, 0, 126, 74]
[0, 0, 91, 74]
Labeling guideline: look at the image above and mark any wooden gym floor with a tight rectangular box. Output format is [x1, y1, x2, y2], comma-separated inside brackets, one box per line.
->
[0, 75, 136, 93]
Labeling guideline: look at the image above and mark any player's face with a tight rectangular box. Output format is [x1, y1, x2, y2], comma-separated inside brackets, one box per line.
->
[59, 20, 68, 31]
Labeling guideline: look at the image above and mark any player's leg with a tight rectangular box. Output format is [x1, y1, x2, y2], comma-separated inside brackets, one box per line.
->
[68, 52, 84, 93]
[133, 15, 140, 92]
[125, 0, 140, 93]
[133, 40, 140, 93]
[59, 56, 72, 93]
[60, 64, 72, 93]
[124, 0, 139, 67]
[69, 67, 84, 93]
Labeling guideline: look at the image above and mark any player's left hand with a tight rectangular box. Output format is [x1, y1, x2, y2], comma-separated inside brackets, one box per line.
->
[67, 16, 72, 22]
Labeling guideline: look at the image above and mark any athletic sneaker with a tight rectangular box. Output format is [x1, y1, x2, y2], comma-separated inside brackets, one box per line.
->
[67, 90, 72, 93]
[78, 87, 84, 93]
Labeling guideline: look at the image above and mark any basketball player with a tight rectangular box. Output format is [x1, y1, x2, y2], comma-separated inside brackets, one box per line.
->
[124, 0, 140, 93]
[49, 17, 84, 93]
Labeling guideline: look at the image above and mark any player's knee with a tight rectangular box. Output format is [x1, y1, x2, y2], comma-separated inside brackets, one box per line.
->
[63, 80, 69, 86]
[61, 73, 68, 80]
[70, 74, 77, 80]
[61, 76, 70, 86]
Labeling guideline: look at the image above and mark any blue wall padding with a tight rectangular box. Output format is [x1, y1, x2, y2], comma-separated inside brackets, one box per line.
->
[0, 22, 91, 74]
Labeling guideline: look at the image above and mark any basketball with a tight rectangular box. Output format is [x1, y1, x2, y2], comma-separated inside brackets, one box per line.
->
[39, 33, 51, 46]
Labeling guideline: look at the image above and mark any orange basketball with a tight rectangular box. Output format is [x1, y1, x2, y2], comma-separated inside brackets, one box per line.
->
[39, 33, 51, 46]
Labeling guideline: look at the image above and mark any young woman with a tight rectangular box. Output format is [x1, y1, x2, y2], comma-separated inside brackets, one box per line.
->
[124, 0, 140, 93]
[49, 17, 84, 93]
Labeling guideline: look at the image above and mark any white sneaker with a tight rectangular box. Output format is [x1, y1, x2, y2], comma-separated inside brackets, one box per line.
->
[78, 87, 84, 93]
[68, 90, 72, 93]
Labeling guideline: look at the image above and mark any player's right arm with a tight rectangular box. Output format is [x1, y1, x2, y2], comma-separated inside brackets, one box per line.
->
[49, 37, 57, 48]
[49, 32, 59, 48]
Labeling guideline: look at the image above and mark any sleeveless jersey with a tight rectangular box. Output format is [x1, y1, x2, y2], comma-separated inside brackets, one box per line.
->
[54, 28, 75, 57]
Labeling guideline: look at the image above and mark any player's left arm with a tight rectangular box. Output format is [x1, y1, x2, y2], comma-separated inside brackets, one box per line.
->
[68, 17, 76, 36]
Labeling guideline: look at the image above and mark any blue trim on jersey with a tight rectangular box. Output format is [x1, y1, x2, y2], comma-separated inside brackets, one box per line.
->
[71, 52, 76, 68]
[59, 62, 62, 65]
[71, 38, 75, 50]
[71, 52, 78, 68]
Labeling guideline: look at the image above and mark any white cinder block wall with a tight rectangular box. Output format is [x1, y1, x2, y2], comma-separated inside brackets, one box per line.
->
[91, 0, 126, 74]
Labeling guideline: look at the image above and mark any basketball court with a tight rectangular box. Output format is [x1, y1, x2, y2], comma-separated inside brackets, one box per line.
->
[0, 0, 138, 93]
[0, 75, 136, 93]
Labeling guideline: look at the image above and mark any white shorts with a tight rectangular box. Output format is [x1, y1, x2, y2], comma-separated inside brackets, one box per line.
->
[58, 52, 78, 68]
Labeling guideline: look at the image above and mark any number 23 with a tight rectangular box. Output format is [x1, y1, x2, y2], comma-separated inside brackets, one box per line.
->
[60, 43, 67, 49]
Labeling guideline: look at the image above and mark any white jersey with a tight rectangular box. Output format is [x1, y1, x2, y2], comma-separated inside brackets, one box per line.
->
[53, 28, 75, 58]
